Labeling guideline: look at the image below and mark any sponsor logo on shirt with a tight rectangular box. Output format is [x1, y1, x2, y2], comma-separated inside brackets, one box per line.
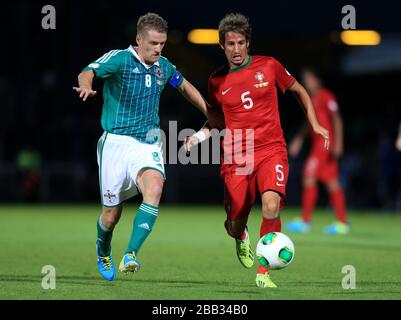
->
[132, 67, 140, 73]
[222, 87, 232, 95]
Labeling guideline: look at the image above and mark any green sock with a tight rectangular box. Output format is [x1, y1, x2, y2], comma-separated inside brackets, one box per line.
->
[125, 202, 158, 254]
[96, 215, 113, 257]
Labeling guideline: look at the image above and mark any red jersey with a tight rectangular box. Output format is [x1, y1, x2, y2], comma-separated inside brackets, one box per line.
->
[208, 55, 295, 163]
[310, 88, 339, 156]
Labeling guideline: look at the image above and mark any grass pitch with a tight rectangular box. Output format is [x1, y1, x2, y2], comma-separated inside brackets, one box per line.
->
[0, 204, 400, 300]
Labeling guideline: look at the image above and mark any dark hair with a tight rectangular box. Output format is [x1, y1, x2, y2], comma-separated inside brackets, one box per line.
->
[300, 66, 322, 81]
[137, 13, 168, 35]
[218, 13, 251, 45]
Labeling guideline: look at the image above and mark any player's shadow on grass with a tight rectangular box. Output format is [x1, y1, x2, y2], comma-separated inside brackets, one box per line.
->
[120, 278, 245, 287]
[286, 281, 341, 287]
[213, 290, 263, 295]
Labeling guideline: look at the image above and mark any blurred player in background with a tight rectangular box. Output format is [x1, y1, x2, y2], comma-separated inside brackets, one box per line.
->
[396, 122, 401, 151]
[185, 14, 329, 288]
[73, 13, 212, 281]
[286, 68, 349, 235]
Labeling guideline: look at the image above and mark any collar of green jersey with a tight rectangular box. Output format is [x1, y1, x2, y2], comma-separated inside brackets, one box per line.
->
[128, 45, 160, 69]
[229, 55, 253, 73]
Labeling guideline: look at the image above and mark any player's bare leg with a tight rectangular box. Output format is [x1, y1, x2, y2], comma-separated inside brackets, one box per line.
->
[97, 205, 122, 281]
[120, 169, 164, 274]
[324, 179, 349, 234]
[101, 205, 123, 229]
[256, 191, 281, 288]
[225, 217, 255, 269]
[137, 169, 165, 207]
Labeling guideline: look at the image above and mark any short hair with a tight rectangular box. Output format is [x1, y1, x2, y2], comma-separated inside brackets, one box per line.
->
[300, 66, 322, 80]
[137, 13, 168, 36]
[218, 13, 252, 45]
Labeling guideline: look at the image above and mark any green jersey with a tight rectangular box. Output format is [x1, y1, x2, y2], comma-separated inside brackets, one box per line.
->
[83, 45, 183, 143]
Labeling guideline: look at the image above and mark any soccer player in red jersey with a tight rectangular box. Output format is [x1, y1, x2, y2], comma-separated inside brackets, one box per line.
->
[185, 13, 329, 288]
[286, 68, 349, 235]
[396, 122, 401, 152]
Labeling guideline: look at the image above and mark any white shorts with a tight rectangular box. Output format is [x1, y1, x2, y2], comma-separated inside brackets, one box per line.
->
[96, 132, 165, 207]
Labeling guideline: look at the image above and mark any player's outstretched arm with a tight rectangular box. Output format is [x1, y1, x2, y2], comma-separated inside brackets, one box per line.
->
[73, 70, 97, 101]
[331, 111, 344, 158]
[289, 80, 330, 150]
[177, 79, 225, 129]
[177, 79, 209, 115]
[396, 122, 401, 152]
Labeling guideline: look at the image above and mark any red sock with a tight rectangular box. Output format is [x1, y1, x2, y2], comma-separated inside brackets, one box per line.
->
[257, 265, 269, 274]
[329, 188, 347, 223]
[260, 218, 281, 238]
[240, 229, 248, 241]
[301, 184, 318, 223]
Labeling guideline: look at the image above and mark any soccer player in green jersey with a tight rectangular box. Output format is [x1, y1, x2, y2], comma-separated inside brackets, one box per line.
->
[73, 13, 213, 281]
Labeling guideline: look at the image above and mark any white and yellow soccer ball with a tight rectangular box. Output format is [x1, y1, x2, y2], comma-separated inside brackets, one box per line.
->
[256, 232, 295, 270]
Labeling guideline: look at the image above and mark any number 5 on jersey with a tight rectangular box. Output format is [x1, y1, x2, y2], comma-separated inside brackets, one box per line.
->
[241, 91, 254, 110]
[275, 164, 285, 187]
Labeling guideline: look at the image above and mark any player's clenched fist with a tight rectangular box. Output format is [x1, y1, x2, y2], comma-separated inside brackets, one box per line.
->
[184, 135, 201, 153]
[72, 86, 97, 101]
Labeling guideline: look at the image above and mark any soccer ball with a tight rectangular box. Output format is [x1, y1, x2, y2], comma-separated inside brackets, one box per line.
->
[256, 232, 295, 270]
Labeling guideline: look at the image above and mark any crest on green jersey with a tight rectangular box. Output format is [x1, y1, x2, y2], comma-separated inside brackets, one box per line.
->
[155, 67, 163, 78]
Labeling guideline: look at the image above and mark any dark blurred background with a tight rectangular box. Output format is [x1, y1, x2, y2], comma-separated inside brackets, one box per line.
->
[2, 0, 401, 210]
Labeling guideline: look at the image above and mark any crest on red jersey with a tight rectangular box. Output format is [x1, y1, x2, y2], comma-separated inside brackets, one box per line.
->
[255, 72, 265, 82]
[254, 71, 269, 88]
